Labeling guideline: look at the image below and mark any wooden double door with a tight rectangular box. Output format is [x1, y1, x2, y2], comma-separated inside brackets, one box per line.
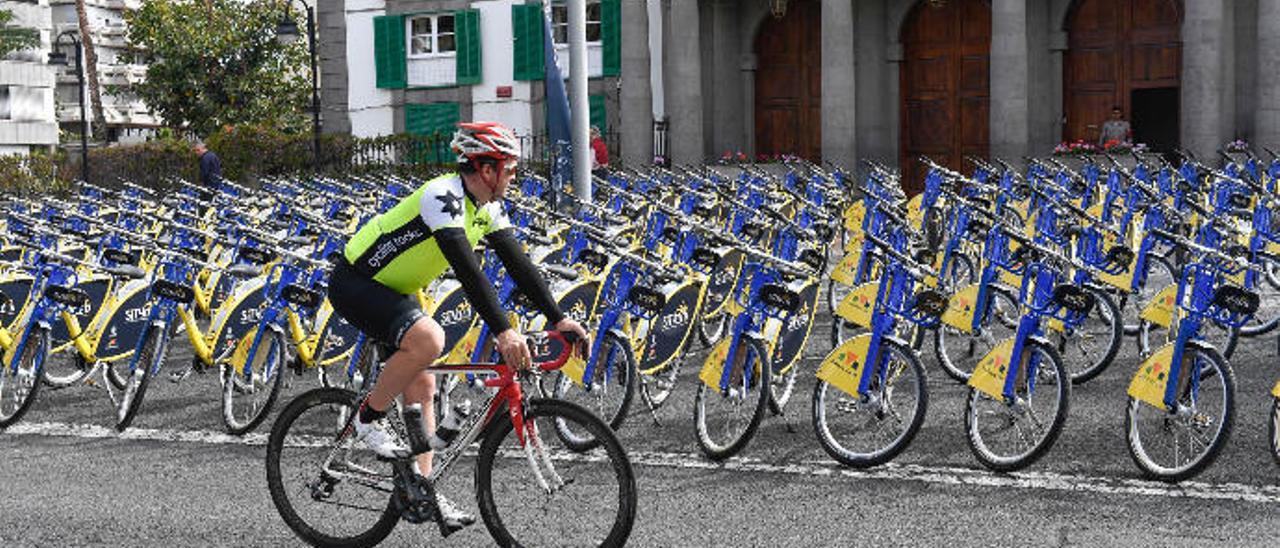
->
[754, 0, 822, 163]
[899, 0, 991, 196]
[1064, 0, 1181, 149]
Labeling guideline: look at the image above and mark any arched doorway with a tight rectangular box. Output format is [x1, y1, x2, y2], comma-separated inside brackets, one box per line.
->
[1064, 0, 1181, 150]
[899, 0, 991, 195]
[754, 0, 821, 162]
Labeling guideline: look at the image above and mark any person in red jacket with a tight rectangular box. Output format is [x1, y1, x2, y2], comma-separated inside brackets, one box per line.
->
[590, 126, 609, 181]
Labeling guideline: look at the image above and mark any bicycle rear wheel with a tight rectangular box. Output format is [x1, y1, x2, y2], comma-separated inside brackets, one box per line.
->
[266, 387, 400, 548]
[41, 348, 92, 389]
[812, 338, 928, 468]
[934, 284, 1018, 383]
[963, 339, 1070, 472]
[694, 336, 771, 460]
[0, 327, 49, 428]
[222, 329, 286, 435]
[476, 398, 636, 548]
[1125, 345, 1233, 482]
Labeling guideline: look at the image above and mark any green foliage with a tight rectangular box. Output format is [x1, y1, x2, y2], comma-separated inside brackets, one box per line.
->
[0, 8, 39, 57]
[124, 0, 309, 137]
[0, 151, 70, 197]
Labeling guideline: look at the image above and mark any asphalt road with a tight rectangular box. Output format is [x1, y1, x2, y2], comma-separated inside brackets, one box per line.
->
[5, 311, 1280, 547]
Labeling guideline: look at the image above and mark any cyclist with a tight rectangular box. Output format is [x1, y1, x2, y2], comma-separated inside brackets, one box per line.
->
[327, 121, 588, 529]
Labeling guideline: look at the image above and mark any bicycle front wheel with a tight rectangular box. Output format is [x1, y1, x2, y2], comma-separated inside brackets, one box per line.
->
[694, 336, 771, 460]
[116, 325, 166, 432]
[1270, 397, 1280, 467]
[1125, 345, 1234, 482]
[222, 328, 287, 435]
[476, 398, 636, 548]
[963, 339, 1070, 472]
[0, 327, 49, 428]
[551, 331, 635, 450]
[266, 387, 400, 548]
[1049, 286, 1122, 384]
[812, 338, 927, 468]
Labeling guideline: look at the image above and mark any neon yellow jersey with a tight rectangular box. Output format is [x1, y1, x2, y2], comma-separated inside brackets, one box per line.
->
[343, 173, 509, 294]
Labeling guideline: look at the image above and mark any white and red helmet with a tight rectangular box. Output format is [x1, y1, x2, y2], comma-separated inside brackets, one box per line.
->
[451, 121, 521, 165]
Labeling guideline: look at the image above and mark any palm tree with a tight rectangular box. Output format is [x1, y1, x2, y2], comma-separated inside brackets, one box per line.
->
[74, 0, 107, 141]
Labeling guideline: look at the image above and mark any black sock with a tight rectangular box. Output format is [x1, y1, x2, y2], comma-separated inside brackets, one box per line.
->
[359, 402, 387, 424]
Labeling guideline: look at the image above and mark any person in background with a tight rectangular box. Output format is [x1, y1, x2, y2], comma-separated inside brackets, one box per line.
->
[1098, 106, 1132, 148]
[193, 140, 221, 202]
[590, 126, 609, 181]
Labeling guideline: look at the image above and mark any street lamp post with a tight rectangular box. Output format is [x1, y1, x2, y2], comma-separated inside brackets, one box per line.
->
[49, 30, 88, 184]
[276, 1, 321, 174]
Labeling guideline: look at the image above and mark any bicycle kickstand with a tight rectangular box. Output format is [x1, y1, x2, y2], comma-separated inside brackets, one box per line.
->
[637, 380, 664, 427]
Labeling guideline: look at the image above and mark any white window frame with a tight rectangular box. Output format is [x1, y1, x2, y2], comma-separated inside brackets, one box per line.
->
[406, 14, 457, 59]
[550, 1, 602, 47]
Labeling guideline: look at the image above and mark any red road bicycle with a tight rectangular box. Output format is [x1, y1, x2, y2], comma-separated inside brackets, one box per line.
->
[265, 330, 637, 547]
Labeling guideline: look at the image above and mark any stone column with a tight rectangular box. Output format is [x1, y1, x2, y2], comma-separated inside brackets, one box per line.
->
[1257, 0, 1280, 148]
[619, 0, 652, 165]
[821, 0, 857, 165]
[989, 0, 1030, 161]
[666, 0, 704, 165]
[1182, 0, 1233, 159]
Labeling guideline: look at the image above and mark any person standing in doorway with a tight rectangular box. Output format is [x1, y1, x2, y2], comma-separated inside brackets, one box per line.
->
[590, 126, 609, 181]
[1098, 106, 1132, 147]
[193, 140, 222, 202]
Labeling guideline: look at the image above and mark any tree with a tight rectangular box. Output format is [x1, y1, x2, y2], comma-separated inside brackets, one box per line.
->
[74, 0, 107, 141]
[0, 8, 39, 57]
[124, 0, 309, 138]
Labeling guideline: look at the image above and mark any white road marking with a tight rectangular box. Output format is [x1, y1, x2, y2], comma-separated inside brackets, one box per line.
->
[7, 421, 1280, 504]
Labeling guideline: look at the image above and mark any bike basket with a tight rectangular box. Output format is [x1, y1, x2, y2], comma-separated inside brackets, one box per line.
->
[1105, 245, 1135, 271]
[1224, 244, 1250, 259]
[1212, 285, 1259, 316]
[813, 223, 835, 241]
[799, 249, 825, 272]
[45, 285, 89, 308]
[760, 283, 801, 313]
[1228, 193, 1251, 209]
[577, 248, 609, 275]
[240, 246, 277, 265]
[662, 226, 679, 244]
[153, 279, 196, 304]
[627, 285, 666, 315]
[912, 289, 948, 319]
[741, 222, 765, 240]
[178, 246, 208, 262]
[1051, 284, 1094, 314]
[691, 247, 720, 270]
[103, 248, 137, 265]
[282, 284, 322, 309]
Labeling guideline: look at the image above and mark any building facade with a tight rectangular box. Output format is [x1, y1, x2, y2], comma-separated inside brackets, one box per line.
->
[320, 0, 1279, 193]
[0, 0, 58, 155]
[49, 0, 159, 144]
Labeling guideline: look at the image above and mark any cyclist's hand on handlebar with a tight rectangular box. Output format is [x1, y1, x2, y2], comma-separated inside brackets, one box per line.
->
[496, 328, 533, 370]
[554, 318, 590, 357]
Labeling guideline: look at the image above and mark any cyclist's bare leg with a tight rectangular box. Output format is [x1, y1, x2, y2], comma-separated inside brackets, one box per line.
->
[365, 317, 444, 474]
[403, 371, 437, 474]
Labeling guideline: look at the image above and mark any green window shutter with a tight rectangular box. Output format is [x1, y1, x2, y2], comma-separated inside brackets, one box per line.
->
[374, 14, 407, 89]
[589, 94, 606, 133]
[406, 103, 460, 164]
[455, 10, 482, 85]
[600, 0, 620, 76]
[512, 4, 545, 81]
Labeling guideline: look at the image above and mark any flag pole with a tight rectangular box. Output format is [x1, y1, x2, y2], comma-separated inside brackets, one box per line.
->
[567, 0, 592, 203]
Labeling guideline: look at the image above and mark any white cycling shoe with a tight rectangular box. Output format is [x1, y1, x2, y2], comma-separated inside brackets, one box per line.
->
[353, 417, 408, 458]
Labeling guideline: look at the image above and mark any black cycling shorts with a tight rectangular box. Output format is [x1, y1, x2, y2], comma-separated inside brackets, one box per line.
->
[327, 257, 426, 348]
